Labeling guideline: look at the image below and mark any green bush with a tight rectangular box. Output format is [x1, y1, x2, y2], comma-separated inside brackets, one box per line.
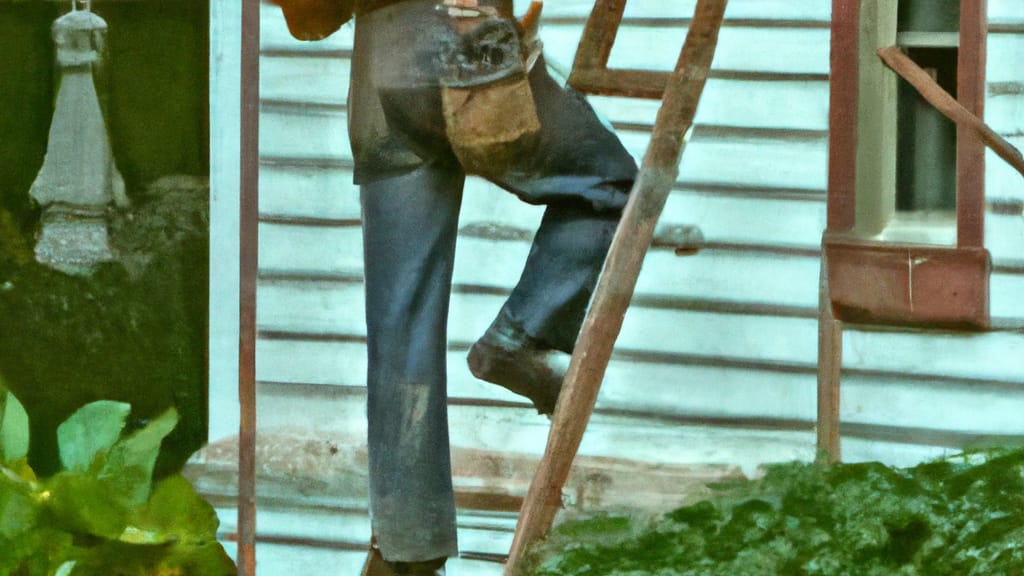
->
[0, 388, 235, 576]
[527, 449, 1024, 576]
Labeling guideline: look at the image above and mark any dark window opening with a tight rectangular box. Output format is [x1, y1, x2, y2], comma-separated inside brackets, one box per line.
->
[895, 0, 960, 213]
[896, 46, 959, 212]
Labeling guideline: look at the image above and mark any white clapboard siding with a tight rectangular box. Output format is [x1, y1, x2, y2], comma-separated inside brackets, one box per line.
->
[254, 277, 1024, 384]
[257, 162, 830, 247]
[254, 336, 1024, 442]
[248, 0, 1024, 461]
[258, 106, 831, 192]
[200, 2, 1024, 571]
[214, 506, 511, 575]
[590, 80, 831, 131]
[257, 229, 821, 307]
[543, 0, 832, 21]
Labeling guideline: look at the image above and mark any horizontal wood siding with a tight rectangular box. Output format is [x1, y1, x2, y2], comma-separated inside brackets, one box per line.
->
[199, 0, 1024, 567]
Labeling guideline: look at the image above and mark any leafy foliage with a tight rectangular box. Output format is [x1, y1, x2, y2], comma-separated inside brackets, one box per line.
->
[0, 394, 236, 576]
[527, 449, 1024, 576]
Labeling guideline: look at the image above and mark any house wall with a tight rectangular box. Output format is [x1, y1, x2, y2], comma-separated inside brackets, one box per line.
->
[202, 0, 1023, 569]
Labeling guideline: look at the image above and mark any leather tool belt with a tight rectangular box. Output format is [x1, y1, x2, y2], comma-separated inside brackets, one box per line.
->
[438, 2, 543, 176]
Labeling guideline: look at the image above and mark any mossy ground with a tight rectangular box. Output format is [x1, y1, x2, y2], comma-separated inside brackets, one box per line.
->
[0, 177, 208, 479]
[526, 448, 1024, 576]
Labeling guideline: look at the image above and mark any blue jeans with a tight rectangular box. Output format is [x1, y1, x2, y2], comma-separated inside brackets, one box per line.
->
[350, 0, 637, 562]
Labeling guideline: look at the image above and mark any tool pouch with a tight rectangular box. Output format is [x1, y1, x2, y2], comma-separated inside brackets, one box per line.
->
[439, 10, 541, 176]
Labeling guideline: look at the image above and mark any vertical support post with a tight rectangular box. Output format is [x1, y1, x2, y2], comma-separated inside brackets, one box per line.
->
[816, 254, 842, 463]
[503, 1, 727, 573]
[956, 0, 987, 248]
[238, 0, 260, 574]
[826, 0, 860, 233]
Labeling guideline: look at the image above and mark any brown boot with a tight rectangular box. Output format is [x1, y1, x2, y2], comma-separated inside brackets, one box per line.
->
[361, 540, 447, 576]
[392, 558, 446, 576]
[467, 313, 570, 416]
[360, 540, 394, 576]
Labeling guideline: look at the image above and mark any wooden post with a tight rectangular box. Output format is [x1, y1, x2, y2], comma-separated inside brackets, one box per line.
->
[816, 253, 842, 463]
[503, 1, 727, 573]
[238, 0, 260, 574]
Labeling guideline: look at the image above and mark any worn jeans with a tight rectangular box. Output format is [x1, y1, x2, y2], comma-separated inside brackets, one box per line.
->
[350, 0, 637, 562]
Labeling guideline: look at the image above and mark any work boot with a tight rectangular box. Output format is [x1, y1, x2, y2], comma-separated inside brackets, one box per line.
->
[361, 540, 447, 576]
[360, 542, 393, 576]
[467, 312, 570, 416]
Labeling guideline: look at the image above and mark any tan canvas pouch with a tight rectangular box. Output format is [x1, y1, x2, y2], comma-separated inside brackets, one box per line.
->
[439, 5, 542, 175]
[441, 75, 540, 175]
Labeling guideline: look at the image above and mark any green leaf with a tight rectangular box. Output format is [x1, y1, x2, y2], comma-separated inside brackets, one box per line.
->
[1, 391, 30, 463]
[0, 386, 5, 440]
[99, 408, 179, 506]
[127, 475, 220, 544]
[0, 466, 38, 539]
[44, 471, 129, 539]
[57, 400, 131, 472]
[157, 541, 237, 576]
[0, 524, 74, 576]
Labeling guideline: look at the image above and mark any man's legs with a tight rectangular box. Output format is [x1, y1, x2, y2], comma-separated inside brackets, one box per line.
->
[361, 162, 464, 564]
[500, 201, 625, 354]
[467, 195, 628, 414]
[468, 59, 636, 414]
